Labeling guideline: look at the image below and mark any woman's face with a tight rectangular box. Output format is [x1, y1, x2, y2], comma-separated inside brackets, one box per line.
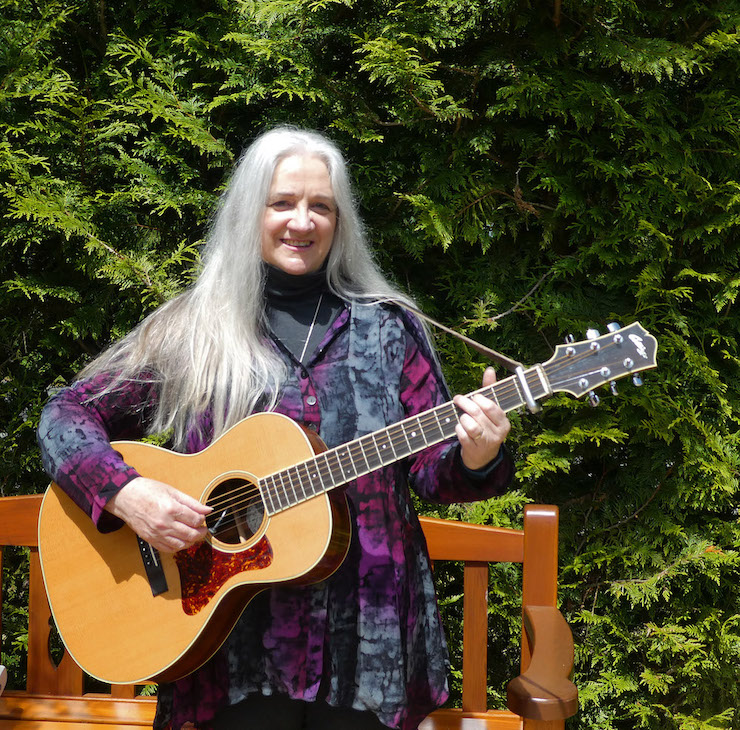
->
[261, 154, 338, 275]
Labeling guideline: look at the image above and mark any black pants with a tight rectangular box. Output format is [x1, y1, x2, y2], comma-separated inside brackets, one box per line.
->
[211, 693, 390, 730]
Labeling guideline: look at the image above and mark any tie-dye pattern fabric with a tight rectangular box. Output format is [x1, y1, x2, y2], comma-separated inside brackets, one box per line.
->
[37, 303, 513, 730]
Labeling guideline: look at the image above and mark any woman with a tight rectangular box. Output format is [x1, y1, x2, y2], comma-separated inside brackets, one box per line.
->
[38, 127, 513, 730]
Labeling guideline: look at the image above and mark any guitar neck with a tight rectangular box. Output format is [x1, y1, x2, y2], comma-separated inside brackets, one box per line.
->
[260, 365, 549, 514]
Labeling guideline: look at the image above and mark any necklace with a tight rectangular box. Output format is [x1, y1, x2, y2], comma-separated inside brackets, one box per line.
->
[298, 293, 324, 364]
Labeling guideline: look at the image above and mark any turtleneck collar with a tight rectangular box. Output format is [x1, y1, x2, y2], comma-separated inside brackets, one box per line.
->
[263, 262, 330, 302]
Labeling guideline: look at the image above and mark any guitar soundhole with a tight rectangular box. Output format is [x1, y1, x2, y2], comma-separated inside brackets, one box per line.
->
[205, 477, 265, 546]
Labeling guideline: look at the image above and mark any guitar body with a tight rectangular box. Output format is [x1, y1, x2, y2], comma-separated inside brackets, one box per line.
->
[38, 412, 351, 685]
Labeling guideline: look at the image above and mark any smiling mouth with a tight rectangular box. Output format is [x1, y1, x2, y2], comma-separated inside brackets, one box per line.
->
[282, 239, 313, 248]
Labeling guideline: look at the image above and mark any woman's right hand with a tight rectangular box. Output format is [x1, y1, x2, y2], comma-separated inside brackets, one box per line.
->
[106, 476, 212, 553]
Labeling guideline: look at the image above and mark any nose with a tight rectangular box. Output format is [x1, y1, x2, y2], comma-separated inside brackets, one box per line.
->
[288, 204, 315, 233]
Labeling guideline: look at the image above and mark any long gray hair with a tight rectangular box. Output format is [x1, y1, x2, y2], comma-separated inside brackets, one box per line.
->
[81, 126, 415, 448]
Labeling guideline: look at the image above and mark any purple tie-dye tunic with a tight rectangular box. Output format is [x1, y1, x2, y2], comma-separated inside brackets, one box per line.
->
[38, 303, 512, 730]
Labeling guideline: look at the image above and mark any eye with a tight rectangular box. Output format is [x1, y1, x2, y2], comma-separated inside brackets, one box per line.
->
[312, 201, 336, 214]
[269, 200, 294, 211]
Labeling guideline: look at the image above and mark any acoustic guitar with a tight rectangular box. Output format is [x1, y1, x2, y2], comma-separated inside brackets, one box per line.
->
[38, 322, 657, 685]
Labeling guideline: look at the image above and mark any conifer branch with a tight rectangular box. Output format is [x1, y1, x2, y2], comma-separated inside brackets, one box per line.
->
[483, 270, 552, 322]
[602, 465, 676, 533]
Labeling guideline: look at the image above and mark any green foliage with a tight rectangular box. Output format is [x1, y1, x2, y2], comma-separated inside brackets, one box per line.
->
[2, 0, 739, 726]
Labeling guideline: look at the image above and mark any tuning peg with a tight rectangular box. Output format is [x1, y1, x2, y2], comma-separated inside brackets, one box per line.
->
[588, 391, 600, 407]
[632, 374, 644, 387]
[607, 321, 625, 344]
[610, 381, 619, 395]
[586, 328, 601, 351]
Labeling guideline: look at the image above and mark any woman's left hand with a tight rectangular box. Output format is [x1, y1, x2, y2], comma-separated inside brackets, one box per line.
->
[453, 366, 511, 471]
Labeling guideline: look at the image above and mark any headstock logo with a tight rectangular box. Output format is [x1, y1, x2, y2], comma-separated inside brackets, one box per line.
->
[629, 334, 648, 359]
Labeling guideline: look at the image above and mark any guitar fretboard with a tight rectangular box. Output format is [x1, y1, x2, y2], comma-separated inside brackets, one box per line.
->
[259, 364, 549, 515]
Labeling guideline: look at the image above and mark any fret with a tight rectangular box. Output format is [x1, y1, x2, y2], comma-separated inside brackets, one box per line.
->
[361, 434, 382, 471]
[316, 452, 336, 491]
[260, 476, 277, 515]
[292, 464, 309, 500]
[293, 461, 313, 505]
[272, 474, 287, 513]
[497, 376, 523, 411]
[420, 409, 446, 442]
[418, 415, 431, 445]
[271, 472, 285, 510]
[370, 432, 394, 466]
[346, 442, 366, 477]
[285, 466, 299, 504]
[403, 416, 428, 452]
[304, 457, 324, 494]
[322, 451, 343, 488]
[432, 407, 451, 440]
[386, 423, 410, 459]
[285, 470, 299, 507]
[335, 445, 355, 482]
[287, 466, 301, 504]
[270, 473, 286, 511]
[344, 439, 367, 479]
[354, 439, 372, 474]
[399, 423, 414, 453]
[378, 430, 399, 460]
[436, 404, 458, 438]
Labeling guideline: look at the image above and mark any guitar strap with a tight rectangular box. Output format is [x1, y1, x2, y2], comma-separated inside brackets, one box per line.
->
[390, 300, 524, 373]
[322, 299, 524, 448]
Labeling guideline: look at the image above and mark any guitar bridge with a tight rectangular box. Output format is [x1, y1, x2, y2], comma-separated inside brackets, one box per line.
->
[137, 536, 169, 597]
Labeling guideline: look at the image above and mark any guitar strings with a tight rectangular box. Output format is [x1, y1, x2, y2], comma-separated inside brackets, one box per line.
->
[204, 346, 600, 521]
[205, 377, 521, 523]
[207, 365, 574, 523]
[204, 376, 515, 516]
[203, 342, 627, 534]
[204, 400, 465, 522]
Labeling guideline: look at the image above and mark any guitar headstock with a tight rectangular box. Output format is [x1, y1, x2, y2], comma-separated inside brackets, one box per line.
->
[542, 322, 658, 399]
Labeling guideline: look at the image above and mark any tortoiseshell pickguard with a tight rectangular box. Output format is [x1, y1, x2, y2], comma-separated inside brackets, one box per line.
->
[174, 536, 273, 615]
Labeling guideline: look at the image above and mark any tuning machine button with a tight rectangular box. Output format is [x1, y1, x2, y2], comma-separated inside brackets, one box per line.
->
[586, 328, 601, 352]
[632, 374, 644, 387]
[564, 333, 576, 356]
[607, 321, 624, 343]
[588, 391, 600, 407]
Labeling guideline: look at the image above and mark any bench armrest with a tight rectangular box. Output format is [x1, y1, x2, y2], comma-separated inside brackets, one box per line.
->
[506, 605, 578, 721]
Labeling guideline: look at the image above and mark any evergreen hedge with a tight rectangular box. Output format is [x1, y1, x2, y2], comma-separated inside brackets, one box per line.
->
[1, 0, 739, 726]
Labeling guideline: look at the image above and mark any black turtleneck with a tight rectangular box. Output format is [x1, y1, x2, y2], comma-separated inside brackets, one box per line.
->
[263, 263, 343, 364]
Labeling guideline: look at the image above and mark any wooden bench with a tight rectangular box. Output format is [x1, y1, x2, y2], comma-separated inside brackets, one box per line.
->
[0, 495, 576, 729]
